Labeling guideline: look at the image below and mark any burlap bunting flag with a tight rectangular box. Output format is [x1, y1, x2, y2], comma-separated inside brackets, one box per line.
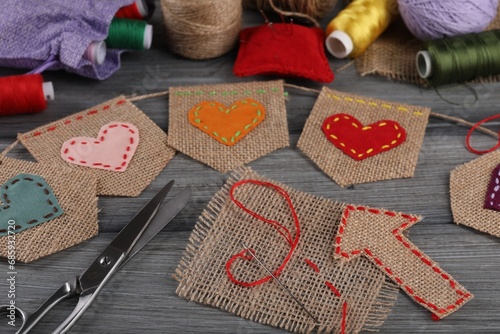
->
[355, 5, 500, 85]
[167, 80, 289, 173]
[19, 96, 175, 197]
[0, 157, 98, 263]
[297, 86, 429, 187]
[175, 167, 400, 334]
[451, 150, 500, 237]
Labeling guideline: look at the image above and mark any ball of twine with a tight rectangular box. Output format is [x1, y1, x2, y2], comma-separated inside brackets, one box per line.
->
[161, 0, 242, 60]
[398, 0, 499, 40]
[242, 0, 338, 20]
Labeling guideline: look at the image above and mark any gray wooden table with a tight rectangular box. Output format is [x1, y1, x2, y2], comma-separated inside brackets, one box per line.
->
[2, 4, 500, 334]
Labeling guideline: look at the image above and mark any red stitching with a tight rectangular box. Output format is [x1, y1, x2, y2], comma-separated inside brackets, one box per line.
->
[335, 205, 471, 317]
[341, 301, 347, 334]
[304, 258, 320, 272]
[25, 100, 126, 138]
[325, 281, 341, 297]
[225, 180, 300, 287]
[61, 122, 137, 171]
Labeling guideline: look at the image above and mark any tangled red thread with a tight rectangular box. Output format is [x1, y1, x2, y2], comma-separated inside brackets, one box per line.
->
[225, 179, 300, 287]
[465, 114, 500, 155]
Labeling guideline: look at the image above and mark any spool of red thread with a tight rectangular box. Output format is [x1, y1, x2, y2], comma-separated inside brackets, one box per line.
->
[0, 74, 54, 117]
[115, 0, 149, 19]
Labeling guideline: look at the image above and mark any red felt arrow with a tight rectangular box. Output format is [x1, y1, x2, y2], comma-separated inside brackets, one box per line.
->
[333, 205, 473, 319]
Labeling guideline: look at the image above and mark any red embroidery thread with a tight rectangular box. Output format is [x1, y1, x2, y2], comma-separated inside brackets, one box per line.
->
[225, 180, 300, 287]
[24, 100, 126, 139]
[341, 301, 347, 334]
[325, 281, 341, 298]
[335, 205, 471, 316]
[465, 114, 500, 155]
[304, 258, 320, 273]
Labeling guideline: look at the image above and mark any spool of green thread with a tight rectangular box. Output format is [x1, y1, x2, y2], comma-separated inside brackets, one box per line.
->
[417, 29, 500, 86]
[106, 18, 153, 50]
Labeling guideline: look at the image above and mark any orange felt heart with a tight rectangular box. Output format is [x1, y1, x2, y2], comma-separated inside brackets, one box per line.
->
[188, 99, 266, 146]
[322, 113, 407, 160]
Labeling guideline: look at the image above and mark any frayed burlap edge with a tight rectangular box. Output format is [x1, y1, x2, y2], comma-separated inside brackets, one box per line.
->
[174, 167, 399, 334]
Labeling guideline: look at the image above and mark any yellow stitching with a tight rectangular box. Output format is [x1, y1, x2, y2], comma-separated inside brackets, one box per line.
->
[330, 134, 338, 140]
[334, 117, 340, 122]
[362, 126, 371, 130]
[327, 94, 423, 117]
[340, 142, 346, 147]
[382, 145, 390, 149]
[326, 124, 331, 130]
[366, 148, 373, 154]
[176, 89, 285, 97]
[350, 148, 357, 154]
[397, 133, 402, 138]
[379, 122, 387, 127]
[358, 153, 364, 158]
[391, 140, 397, 145]
[352, 122, 358, 128]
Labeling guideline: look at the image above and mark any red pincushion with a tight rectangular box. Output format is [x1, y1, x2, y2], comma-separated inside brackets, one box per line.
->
[234, 23, 334, 83]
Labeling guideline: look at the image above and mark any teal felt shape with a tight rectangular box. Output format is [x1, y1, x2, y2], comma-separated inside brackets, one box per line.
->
[0, 173, 64, 236]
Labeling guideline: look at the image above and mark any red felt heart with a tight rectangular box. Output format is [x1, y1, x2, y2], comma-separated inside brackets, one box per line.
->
[322, 113, 407, 161]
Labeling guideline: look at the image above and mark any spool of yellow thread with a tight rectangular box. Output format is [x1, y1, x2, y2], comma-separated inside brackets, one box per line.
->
[325, 0, 398, 58]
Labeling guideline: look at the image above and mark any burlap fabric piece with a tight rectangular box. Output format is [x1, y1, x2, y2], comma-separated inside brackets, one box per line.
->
[297, 87, 430, 187]
[355, 4, 500, 85]
[168, 81, 289, 173]
[175, 167, 399, 334]
[334, 205, 472, 319]
[19, 96, 175, 197]
[0, 157, 98, 263]
[450, 150, 500, 237]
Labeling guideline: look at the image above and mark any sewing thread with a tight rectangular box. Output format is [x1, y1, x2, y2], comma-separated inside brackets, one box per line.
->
[417, 29, 500, 86]
[106, 18, 152, 50]
[115, 0, 149, 19]
[0, 74, 53, 117]
[465, 114, 500, 155]
[325, 0, 398, 58]
[226, 179, 300, 287]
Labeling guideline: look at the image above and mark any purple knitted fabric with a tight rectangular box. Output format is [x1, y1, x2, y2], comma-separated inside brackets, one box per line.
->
[0, 0, 134, 80]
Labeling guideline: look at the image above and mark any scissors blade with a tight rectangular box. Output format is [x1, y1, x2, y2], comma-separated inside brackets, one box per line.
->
[78, 180, 174, 294]
[121, 187, 192, 267]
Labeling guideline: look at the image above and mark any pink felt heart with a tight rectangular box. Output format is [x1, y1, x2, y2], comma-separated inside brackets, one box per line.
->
[60, 122, 139, 172]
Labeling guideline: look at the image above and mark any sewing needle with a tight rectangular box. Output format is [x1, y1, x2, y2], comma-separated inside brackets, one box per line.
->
[240, 242, 320, 324]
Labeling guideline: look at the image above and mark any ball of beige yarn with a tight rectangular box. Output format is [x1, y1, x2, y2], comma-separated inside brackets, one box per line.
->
[161, 0, 242, 60]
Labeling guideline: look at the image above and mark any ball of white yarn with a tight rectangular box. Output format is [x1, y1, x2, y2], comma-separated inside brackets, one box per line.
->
[398, 0, 499, 40]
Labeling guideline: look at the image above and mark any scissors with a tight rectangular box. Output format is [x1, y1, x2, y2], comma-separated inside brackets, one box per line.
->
[0, 180, 191, 334]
